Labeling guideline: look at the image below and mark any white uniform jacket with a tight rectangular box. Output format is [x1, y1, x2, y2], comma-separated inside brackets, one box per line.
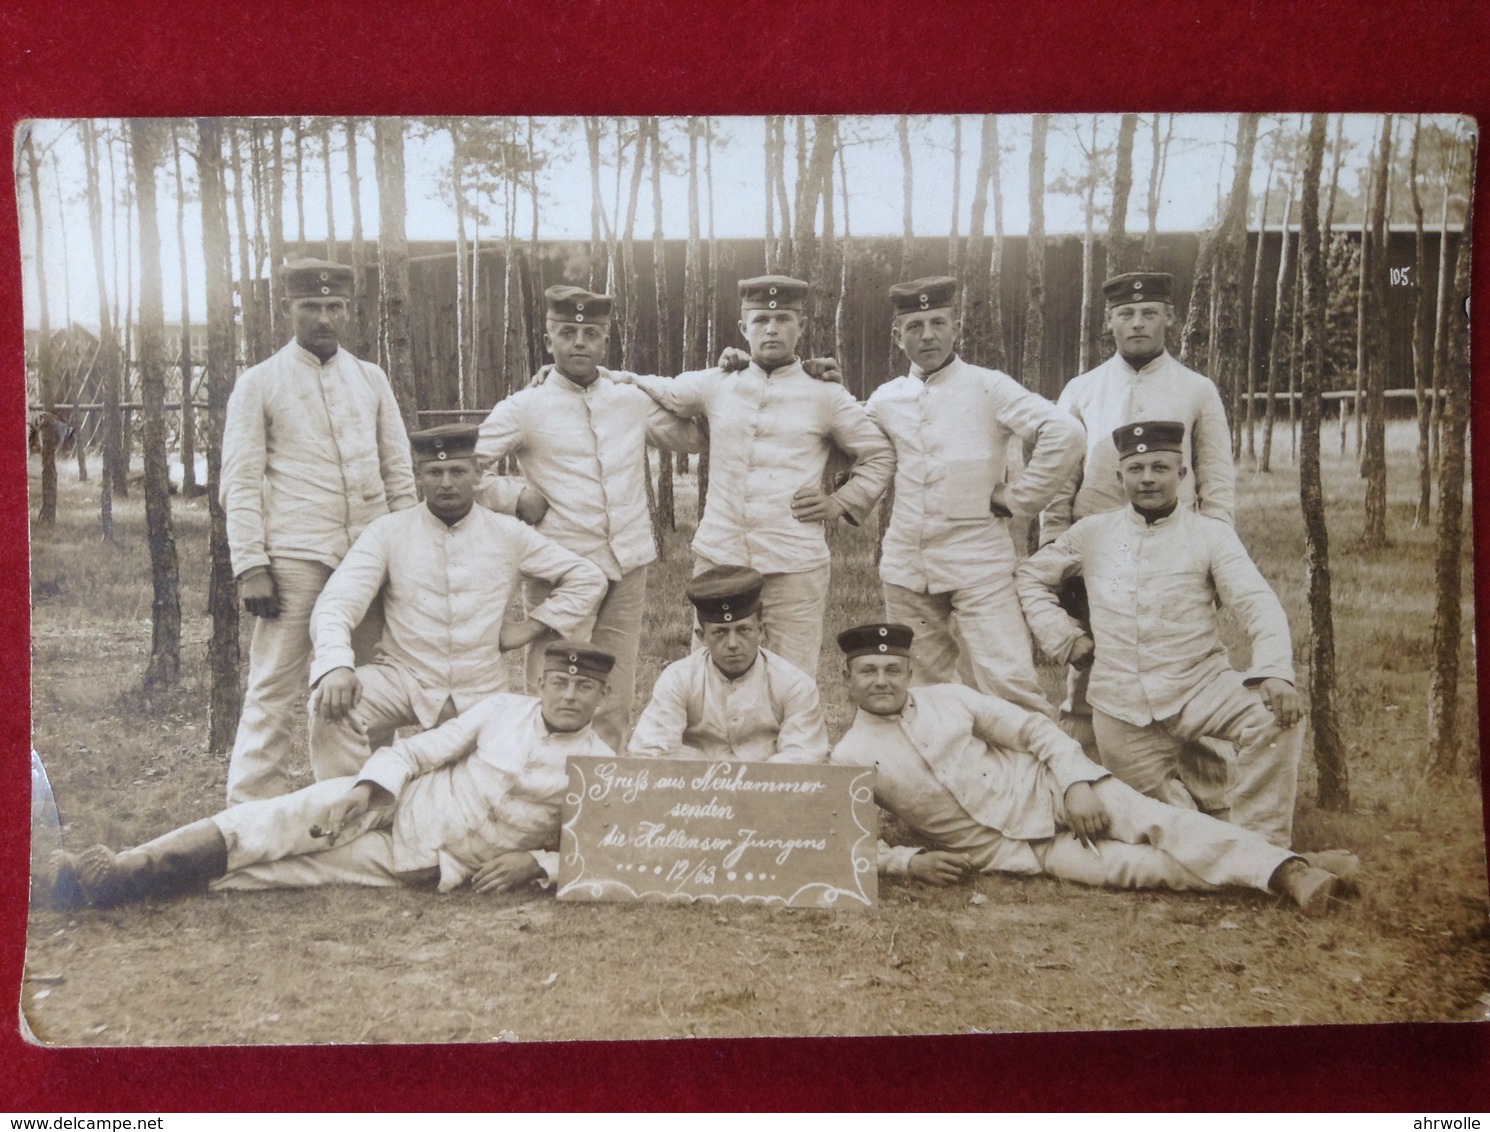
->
[475, 372, 703, 580]
[1040, 351, 1235, 544]
[831, 684, 1109, 871]
[627, 648, 830, 764]
[630, 360, 894, 574]
[357, 693, 615, 889]
[1016, 506, 1296, 727]
[221, 340, 417, 574]
[866, 355, 1085, 593]
[309, 504, 606, 726]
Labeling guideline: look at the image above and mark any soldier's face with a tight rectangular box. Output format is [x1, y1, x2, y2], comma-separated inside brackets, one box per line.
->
[1117, 451, 1187, 510]
[416, 456, 479, 519]
[845, 655, 912, 716]
[286, 296, 349, 361]
[738, 308, 803, 365]
[894, 307, 959, 372]
[545, 319, 611, 385]
[701, 614, 762, 678]
[1105, 301, 1173, 360]
[539, 671, 607, 732]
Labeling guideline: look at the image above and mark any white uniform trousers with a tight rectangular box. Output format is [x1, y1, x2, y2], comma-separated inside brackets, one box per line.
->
[210, 776, 425, 891]
[307, 662, 459, 783]
[225, 557, 386, 805]
[883, 576, 1055, 719]
[1091, 669, 1305, 848]
[1033, 775, 1294, 891]
[524, 565, 648, 755]
[692, 554, 831, 678]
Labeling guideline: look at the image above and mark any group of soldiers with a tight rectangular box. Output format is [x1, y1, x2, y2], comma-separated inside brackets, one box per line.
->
[50, 256, 1360, 918]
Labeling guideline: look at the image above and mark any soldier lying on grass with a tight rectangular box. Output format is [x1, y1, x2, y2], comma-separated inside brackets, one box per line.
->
[828, 623, 1359, 916]
[48, 643, 617, 908]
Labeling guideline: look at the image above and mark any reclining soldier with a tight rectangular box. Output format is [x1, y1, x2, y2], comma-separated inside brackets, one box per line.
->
[829, 623, 1358, 915]
[50, 643, 617, 906]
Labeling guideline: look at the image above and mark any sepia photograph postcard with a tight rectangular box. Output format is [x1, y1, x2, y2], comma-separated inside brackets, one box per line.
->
[15, 111, 1488, 1052]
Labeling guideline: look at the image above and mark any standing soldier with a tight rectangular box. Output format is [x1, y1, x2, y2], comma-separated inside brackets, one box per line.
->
[1039, 271, 1236, 801]
[474, 285, 702, 754]
[220, 258, 417, 804]
[864, 276, 1084, 716]
[618, 275, 895, 677]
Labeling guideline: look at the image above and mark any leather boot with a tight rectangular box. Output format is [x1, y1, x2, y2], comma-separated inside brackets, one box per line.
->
[52, 819, 229, 908]
[1270, 857, 1338, 917]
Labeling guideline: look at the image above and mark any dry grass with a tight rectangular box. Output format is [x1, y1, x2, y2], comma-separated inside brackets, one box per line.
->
[21, 426, 1490, 1046]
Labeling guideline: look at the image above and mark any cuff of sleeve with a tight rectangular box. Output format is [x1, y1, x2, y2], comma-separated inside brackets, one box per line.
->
[1243, 668, 1295, 687]
[356, 750, 411, 800]
[235, 557, 271, 579]
[526, 606, 582, 640]
[880, 841, 921, 877]
[1052, 750, 1110, 796]
[532, 850, 560, 888]
[309, 650, 357, 688]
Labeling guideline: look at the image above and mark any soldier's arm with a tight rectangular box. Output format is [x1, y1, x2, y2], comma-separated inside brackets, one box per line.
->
[767, 666, 831, 764]
[1209, 525, 1296, 684]
[369, 363, 417, 511]
[627, 665, 691, 758]
[642, 397, 705, 454]
[989, 377, 1087, 518]
[516, 526, 607, 637]
[356, 698, 493, 798]
[1193, 381, 1237, 524]
[964, 686, 1108, 797]
[1014, 533, 1090, 665]
[1037, 381, 1086, 546]
[628, 368, 716, 419]
[221, 376, 270, 575]
[823, 388, 895, 523]
[307, 523, 392, 685]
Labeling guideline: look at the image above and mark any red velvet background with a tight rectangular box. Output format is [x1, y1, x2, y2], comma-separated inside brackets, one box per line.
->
[1, 0, 1488, 1111]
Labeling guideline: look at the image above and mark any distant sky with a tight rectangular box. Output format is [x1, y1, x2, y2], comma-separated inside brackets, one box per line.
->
[17, 113, 1473, 327]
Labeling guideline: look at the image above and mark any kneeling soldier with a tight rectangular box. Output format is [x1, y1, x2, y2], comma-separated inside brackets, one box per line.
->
[829, 623, 1356, 914]
[50, 643, 617, 907]
[628, 566, 830, 763]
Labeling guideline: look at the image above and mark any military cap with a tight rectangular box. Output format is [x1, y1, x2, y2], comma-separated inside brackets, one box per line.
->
[738, 275, 808, 311]
[545, 284, 613, 324]
[410, 423, 479, 462]
[1102, 272, 1174, 306]
[686, 565, 764, 624]
[1112, 420, 1185, 460]
[543, 640, 616, 680]
[889, 276, 959, 315]
[836, 622, 914, 660]
[282, 257, 355, 300]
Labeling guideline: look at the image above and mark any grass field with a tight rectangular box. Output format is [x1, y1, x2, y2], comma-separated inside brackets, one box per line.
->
[21, 423, 1490, 1045]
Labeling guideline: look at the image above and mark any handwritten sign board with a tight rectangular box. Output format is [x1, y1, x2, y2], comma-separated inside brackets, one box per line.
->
[557, 756, 877, 908]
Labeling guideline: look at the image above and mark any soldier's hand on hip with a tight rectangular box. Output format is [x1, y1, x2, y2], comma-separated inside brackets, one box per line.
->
[515, 486, 550, 526]
[1256, 677, 1303, 728]
[717, 347, 751, 372]
[802, 356, 844, 384]
[907, 850, 974, 886]
[472, 851, 544, 894]
[989, 482, 1014, 518]
[500, 618, 548, 653]
[240, 567, 280, 619]
[315, 666, 363, 722]
[791, 484, 846, 524]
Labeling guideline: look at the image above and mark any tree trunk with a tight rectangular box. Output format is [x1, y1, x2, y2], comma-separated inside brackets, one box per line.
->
[1428, 177, 1474, 775]
[1024, 115, 1049, 397]
[81, 120, 120, 539]
[619, 120, 647, 372]
[344, 118, 370, 361]
[1409, 117, 1433, 526]
[171, 127, 197, 497]
[1244, 152, 1275, 462]
[585, 117, 609, 290]
[947, 117, 962, 274]
[1260, 186, 1295, 473]
[268, 119, 287, 343]
[772, 117, 793, 273]
[1353, 156, 1374, 461]
[1140, 113, 1173, 270]
[293, 117, 307, 256]
[320, 119, 336, 259]
[1360, 115, 1394, 549]
[1429, 127, 1463, 494]
[1211, 114, 1260, 452]
[987, 116, 1007, 372]
[129, 119, 182, 689]
[649, 118, 675, 530]
[1107, 113, 1137, 279]
[373, 118, 419, 431]
[49, 148, 87, 484]
[963, 115, 994, 367]
[229, 122, 263, 367]
[449, 122, 470, 408]
[24, 130, 58, 526]
[897, 115, 915, 281]
[763, 119, 777, 275]
[119, 126, 136, 496]
[1295, 112, 1349, 812]
[196, 118, 243, 753]
[1077, 118, 1100, 374]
